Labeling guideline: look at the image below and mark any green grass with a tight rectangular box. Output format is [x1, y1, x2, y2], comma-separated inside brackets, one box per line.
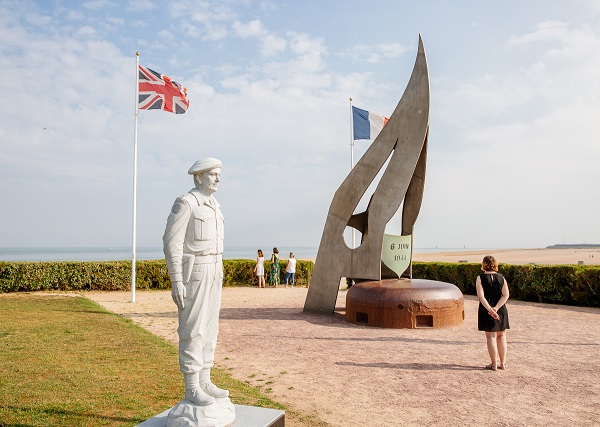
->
[0, 293, 326, 427]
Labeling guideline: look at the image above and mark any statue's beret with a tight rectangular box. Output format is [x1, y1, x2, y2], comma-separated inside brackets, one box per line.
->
[187, 158, 222, 175]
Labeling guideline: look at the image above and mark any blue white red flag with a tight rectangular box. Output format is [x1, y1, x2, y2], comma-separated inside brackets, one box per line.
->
[352, 106, 388, 140]
[138, 65, 189, 114]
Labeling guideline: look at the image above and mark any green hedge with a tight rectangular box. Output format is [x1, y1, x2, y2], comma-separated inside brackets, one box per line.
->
[2, 259, 597, 307]
[412, 262, 600, 308]
[0, 259, 314, 293]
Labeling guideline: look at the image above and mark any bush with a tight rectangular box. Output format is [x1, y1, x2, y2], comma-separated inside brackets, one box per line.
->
[0, 259, 314, 293]
[412, 262, 600, 308]
[3, 259, 596, 307]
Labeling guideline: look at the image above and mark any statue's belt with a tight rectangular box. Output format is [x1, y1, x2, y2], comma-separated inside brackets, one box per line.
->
[182, 254, 223, 283]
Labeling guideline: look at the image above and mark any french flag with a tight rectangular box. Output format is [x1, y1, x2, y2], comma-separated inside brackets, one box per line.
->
[352, 106, 389, 140]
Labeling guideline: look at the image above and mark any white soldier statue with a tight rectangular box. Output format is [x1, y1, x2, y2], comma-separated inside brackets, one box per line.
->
[163, 158, 235, 426]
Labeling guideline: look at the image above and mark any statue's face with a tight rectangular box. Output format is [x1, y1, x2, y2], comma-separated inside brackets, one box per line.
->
[197, 167, 221, 195]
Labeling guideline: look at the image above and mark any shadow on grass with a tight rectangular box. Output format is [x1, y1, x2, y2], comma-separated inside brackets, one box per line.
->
[119, 311, 178, 318]
[5, 405, 144, 424]
[0, 423, 37, 427]
[70, 310, 116, 315]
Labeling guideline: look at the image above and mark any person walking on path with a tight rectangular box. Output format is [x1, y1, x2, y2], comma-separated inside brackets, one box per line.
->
[476, 255, 510, 371]
[269, 248, 280, 287]
[254, 249, 266, 288]
[284, 252, 297, 287]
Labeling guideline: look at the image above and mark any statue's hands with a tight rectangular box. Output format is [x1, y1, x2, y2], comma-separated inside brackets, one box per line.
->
[172, 282, 186, 310]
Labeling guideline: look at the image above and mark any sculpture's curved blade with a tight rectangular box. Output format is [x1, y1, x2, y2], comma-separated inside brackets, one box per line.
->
[304, 35, 430, 314]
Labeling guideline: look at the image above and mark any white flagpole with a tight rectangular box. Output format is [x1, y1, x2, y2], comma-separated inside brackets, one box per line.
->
[349, 97, 355, 249]
[131, 52, 140, 303]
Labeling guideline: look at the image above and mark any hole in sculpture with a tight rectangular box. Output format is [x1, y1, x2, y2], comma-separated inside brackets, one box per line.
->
[351, 151, 392, 217]
[416, 315, 433, 328]
[356, 312, 369, 324]
[397, 304, 404, 310]
[343, 226, 362, 249]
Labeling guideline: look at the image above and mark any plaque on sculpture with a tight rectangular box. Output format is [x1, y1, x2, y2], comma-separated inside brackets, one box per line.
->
[163, 158, 235, 427]
[381, 234, 412, 278]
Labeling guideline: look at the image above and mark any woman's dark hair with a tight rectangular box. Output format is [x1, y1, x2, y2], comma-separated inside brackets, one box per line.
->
[481, 255, 498, 272]
[258, 249, 263, 257]
[273, 247, 279, 254]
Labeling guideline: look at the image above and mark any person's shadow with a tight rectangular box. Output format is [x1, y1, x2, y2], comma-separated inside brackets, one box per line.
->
[335, 361, 481, 371]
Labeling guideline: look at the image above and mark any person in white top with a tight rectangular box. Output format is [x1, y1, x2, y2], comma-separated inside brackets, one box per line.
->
[254, 249, 266, 288]
[284, 252, 297, 287]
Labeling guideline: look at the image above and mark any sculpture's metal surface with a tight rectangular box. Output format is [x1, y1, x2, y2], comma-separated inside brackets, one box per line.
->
[304, 35, 430, 314]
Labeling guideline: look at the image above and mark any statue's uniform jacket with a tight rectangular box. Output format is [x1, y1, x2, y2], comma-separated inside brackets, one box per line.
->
[163, 188, 225, 374]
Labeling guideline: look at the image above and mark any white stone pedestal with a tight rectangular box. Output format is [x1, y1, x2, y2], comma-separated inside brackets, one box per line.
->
[137, 404, 284, 427]
[166, 397, 235, 427]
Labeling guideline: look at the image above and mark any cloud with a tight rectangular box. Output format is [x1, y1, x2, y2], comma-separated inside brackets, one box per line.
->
[202, 24, 228, 41]
[106, 16, 124, 25]
[76, 25, 97, 36]
[260, 33, 287, 56]
[509, 20, 598, 60]
[426, 20, 600, 247]
[127, 0, 156, 12]
[0, 10, 131, 178]
[83, 0, 117, 11]
[508, 21, 576, 47]
[168, 0, 240, 40]
[286, 31, 327, 72]
[340, 42, 407, 63]
[66, 10, 85, 20]
[232, 19, 286, 57]
[1, 1, 600, 251]
[0, 1, 363, 248]
[232, 19, 264, 38]
[436, 74, 534, 127]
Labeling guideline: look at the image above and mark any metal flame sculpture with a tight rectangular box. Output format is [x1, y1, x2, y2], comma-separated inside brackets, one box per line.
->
[304, 35, 430, 314]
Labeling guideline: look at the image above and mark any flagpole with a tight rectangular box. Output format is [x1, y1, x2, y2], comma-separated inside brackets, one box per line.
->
[131, 52, 140, 303]
[349, 97, 355, 249]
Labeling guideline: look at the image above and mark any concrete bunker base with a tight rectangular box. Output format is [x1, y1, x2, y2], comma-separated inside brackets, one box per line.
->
[345, 279, 464, 328]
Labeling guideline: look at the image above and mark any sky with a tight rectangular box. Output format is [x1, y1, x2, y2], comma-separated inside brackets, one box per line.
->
[1, 0, 600, 252]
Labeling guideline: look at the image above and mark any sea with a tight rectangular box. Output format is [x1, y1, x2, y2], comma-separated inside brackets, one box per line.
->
[0, 246, 460, 262]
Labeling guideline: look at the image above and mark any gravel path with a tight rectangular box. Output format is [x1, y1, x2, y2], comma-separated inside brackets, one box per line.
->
[87, 287, 600, 427]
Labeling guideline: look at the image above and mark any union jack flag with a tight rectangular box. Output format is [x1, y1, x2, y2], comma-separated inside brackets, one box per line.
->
[138, 64, 189, 114]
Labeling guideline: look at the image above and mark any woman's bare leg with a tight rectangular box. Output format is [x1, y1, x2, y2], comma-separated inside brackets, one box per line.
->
[497, 331, 507, 368]
[485, 332, 498, 369]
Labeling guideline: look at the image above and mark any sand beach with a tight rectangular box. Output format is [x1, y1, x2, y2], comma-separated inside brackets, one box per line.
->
[413, 247, 600, 266]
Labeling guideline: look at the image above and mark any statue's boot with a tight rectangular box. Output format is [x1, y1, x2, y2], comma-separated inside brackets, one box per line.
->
[199, 368, 229, 398]
[184, 373, 215, 406]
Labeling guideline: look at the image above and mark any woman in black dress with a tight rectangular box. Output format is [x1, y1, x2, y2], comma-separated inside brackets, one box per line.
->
[476, 255, 510, 371]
